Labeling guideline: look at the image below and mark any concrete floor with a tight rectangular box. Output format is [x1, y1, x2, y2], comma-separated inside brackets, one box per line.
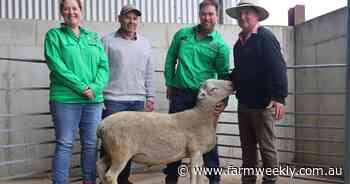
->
[1, 171, 333, 184]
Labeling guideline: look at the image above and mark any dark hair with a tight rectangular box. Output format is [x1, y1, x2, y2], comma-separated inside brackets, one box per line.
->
[59, 0, 82, 15]
[199, 0, 219, 13]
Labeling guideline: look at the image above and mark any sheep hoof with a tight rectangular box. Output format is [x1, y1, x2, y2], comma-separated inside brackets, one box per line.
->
[105, 174, 116, 184]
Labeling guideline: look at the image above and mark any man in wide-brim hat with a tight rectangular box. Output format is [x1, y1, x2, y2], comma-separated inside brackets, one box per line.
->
[226, 0, 288, 184]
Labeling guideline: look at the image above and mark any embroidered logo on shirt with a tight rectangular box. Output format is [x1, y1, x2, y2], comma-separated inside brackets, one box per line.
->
[180, 36, 187, 44]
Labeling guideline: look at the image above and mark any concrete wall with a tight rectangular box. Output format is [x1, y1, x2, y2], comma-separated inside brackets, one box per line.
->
[0, 19, 295, 177]
[294, 8, 346, 166]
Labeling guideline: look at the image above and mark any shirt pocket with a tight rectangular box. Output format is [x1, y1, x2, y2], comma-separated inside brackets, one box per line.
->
[61, 41, 78, 70]
[178, 36, 193, 60]
[86, 39, 100, 56]
[197, 46, 218, 69]
[86, 40, 101, 80]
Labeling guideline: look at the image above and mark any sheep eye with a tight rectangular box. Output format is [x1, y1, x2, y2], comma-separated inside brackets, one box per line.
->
[209, 87, 218, 92]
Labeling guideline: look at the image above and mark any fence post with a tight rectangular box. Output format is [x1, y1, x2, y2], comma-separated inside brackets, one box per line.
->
[345, 0, 350, 183]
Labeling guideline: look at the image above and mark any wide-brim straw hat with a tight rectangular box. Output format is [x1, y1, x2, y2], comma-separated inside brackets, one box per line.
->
[225, 0, 269, 21]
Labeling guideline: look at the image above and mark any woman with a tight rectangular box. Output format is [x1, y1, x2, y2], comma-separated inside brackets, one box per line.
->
[44, 0, 109, 183]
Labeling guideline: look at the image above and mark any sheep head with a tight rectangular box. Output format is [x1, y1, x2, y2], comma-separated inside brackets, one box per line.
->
[197, 79, 233, 108]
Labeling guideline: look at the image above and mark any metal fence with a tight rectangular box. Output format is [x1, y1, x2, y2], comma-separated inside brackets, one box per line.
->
[0, 57, 346, 183]
[0, 0, 240, 24]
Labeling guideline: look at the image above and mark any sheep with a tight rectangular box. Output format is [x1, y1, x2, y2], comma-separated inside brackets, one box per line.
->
[96, 79, 233, 184]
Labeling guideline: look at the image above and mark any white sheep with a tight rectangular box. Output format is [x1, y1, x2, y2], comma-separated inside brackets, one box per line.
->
[96, 79, 233, 184]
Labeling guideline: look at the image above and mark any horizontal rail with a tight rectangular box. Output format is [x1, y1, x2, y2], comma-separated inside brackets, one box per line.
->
[0, 152, 80, 167]
[218, 121, 345, 130]
[0, 165, 81, 181]
[287, 64, 346, 69]
[217, 144, 344, 158]
[0, 140, 56, 149]
[0, 169, 51, 181]
[276, 124, 344, 130]
[224, 110, 345, 117]
[289, 92, 346, 95]
[0, 112, 51, 118]
[0, 126, 54, 133]
[0, 111, 344, 119]
[0, 138, 81, 149]
[216, 133, 344, 144]
[0, 87, 49, 91]
[3, 88, 344, 95]
[0, 57, 45, 63]
[0, 57, 347, 69]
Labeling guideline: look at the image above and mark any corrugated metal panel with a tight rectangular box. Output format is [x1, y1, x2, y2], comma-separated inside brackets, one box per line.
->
[0, 0, 237, 24]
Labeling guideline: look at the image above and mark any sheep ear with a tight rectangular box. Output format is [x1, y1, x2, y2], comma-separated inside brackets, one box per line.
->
[198, 89, 207, 100]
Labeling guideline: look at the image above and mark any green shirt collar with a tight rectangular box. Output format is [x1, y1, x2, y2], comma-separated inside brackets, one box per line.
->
[61, 25, 88, 38]
[193, 25, 216, 40]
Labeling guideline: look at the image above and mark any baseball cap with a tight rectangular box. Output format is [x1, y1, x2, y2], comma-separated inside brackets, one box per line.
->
[119, 5, 141, 16]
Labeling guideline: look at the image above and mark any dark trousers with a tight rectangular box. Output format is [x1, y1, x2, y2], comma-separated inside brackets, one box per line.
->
[238, 104, 278, 184]
[163, 88, 220, 183]
[101, 100, 145, 184]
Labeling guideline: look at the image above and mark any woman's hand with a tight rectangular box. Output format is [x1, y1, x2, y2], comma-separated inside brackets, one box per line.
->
[82, 87, 94, 100]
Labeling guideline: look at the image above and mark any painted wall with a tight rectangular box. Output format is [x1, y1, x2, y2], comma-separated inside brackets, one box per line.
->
[294, 8, 346, 166]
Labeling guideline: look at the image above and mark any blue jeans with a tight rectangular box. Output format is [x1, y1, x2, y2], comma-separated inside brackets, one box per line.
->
[50, 101, 103, 184]
[102, 100, 144, 184]
[102, 100, 144, 118]
[164, 88, 220, 183]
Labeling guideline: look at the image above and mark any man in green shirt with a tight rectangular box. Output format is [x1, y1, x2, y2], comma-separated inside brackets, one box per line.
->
[163, 0, 230, 184]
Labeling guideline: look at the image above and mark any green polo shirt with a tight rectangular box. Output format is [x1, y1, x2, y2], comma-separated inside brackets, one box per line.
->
[44, 26, 109, 103]
[164, 25, 230, 91]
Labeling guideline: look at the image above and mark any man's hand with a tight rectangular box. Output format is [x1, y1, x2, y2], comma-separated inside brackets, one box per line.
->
[269, 100, 285, 120]
[213, 100, 225, 118]
[166, 87, 173, 99]
[144, 99, 155, 112]
[82, 87, 94, 100]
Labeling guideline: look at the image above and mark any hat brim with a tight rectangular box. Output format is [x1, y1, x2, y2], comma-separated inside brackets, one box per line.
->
[120, 9, 142, 16]
[225, 5, 269, 21]
[130, 9, 142, 16]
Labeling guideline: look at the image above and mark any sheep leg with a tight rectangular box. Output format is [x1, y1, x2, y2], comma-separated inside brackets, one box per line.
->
[190, 151, 204, 184]
[105, 155, 130, 184]
[97, 156, 109, 184]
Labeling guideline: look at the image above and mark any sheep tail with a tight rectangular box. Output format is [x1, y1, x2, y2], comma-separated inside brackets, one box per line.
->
[96, 124, 102, 139]
[96, 124, 104, 153]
